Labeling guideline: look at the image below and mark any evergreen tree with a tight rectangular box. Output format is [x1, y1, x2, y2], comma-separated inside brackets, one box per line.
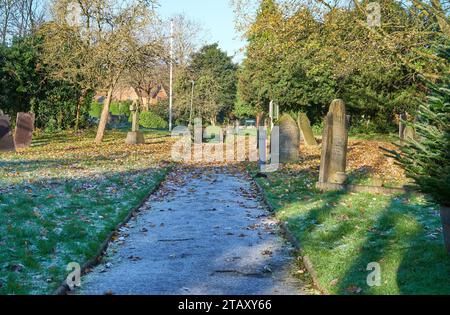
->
[396, 47, 450, 206]
[175, 44, 237, 124]
[237, 0, 282, 114]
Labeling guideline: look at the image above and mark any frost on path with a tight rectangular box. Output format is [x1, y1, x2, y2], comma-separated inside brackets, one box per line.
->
[79, 166, 309, 295]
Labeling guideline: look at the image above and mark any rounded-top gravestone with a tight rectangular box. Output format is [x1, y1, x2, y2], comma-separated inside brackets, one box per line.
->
[14, 112, 35, 149]
[278, 114, 300, 164]
[0, 114, 15, 152]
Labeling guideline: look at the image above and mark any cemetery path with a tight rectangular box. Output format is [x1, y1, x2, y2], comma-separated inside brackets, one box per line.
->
[78, 166, 309, 295]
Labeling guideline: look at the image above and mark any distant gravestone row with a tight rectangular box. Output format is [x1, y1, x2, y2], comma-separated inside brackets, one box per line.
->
[258, 99, 411, 195]
[0, 111, 35, 152]
[265, 99, 351, 187]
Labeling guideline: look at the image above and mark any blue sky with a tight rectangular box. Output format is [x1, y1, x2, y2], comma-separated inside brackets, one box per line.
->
[157, 0, 246, 62]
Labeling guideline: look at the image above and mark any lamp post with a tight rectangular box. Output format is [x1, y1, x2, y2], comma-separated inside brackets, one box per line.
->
[169, 19, 174, 131]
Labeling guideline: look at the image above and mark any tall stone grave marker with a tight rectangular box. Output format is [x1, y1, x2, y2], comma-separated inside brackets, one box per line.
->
[269, 101, 279, 130]
[318, 100, 349, 184]
[279, 114, 300, 164]
[14, 112, 35, 149]
[126, 101, 145, 145]
[298, 112, 318, 146]
[0, 113, 15, 152]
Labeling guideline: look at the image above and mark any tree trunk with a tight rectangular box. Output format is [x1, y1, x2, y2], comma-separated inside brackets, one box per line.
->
[133, 87, 146, 111]
[75, 102, 82, 131]
[75, 90, 89, 131]
[95, 86, 113, 143]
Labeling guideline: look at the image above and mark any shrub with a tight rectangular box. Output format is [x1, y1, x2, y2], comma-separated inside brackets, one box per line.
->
[89, 101, 103, 119]
[312, 121, 324, 136]
[139, 111, 168, 129]
[110, 101, 131, 117]
[89, 100, 132, 119]
[152, 99, 170, 121]
[45, 117, 57, 133]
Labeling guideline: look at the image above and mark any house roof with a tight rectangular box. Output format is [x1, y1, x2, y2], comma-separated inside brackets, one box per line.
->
[94, 84, 168, 102]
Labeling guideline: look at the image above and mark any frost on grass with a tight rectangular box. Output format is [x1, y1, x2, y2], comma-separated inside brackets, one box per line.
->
[0, 130, 172, 294]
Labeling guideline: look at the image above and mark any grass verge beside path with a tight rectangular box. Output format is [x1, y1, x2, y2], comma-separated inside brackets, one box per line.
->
[0, 129, 173, 294]
[250, 164, 450, 295]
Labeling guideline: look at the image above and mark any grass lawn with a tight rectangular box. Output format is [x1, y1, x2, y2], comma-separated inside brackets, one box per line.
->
[250, 137, 450, 295]
[0, 129, 173, 294]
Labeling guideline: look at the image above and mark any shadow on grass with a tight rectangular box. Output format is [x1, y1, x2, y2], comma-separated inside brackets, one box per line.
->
[260, 164, 450, 295]
[334, 192, 450, 295]
[0, 166, 167, 294]
[0, 156, 112, 174]
[31, 134, 77, 148]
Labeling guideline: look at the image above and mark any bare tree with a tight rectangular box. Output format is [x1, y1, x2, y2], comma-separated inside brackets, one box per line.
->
[0, 0, 47, 44]
[1, 0, 17, 44]
[122, 17, 170, 111]
[42, 0, 161, 140]
[170, 13, 207, 68]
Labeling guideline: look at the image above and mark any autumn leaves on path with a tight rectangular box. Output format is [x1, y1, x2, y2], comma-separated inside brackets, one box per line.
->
[79, 166, 310, 295]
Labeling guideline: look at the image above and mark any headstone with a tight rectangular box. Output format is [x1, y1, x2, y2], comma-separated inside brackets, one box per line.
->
[0, 114, 15, 152]
[126, 101, 145, 145]
[14, 112, 35, 149]
[278, 114, 300, 164]
[399, 113, 417, 142]
[403, 126, 416, 141]
[399, 113, 407, 140]
[298, 112, 318, 146]
[319, 99, 349, 184]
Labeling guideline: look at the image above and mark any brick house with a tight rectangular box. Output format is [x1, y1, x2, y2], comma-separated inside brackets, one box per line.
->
[94, 84, 168, 110]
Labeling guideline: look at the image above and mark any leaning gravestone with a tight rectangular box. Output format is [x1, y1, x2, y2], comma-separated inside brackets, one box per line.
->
[318, 99, 349, 184]
[298, 112, 318, 146]
[403, 126, 416, 141]
[14, 112, 35, 149]
[399, 113, 407, 140]
[279, 114, 300, 163]
[0, 114, 15, 152]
